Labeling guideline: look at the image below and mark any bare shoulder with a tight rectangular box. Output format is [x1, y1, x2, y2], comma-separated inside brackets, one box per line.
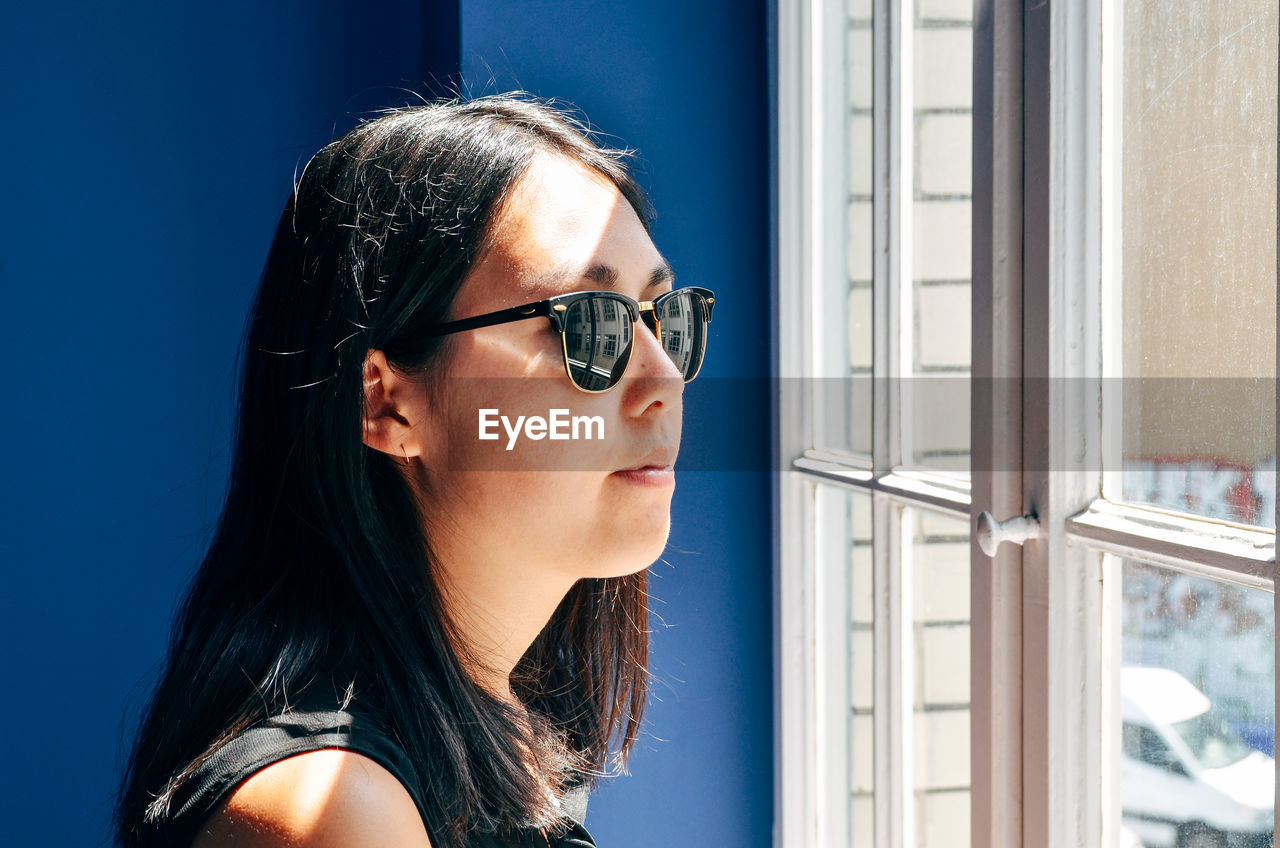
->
[191, 748, 433, 848]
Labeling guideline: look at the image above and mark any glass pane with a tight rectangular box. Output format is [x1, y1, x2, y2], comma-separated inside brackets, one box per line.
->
[1117, 558, 1275, 847]
[907, 507, 971, 848]
[905, 0, 972, 474]
[846, 0, 874, 455]
[851, 488, 874, 846]
[818, 483, 875, 844]
[1112, 0, 1277, 527]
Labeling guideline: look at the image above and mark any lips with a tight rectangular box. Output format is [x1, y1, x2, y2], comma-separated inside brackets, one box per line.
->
[614, 447, 678, 474]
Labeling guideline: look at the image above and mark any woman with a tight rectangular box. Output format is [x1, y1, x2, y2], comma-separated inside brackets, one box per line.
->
[115, 93, 714, 848]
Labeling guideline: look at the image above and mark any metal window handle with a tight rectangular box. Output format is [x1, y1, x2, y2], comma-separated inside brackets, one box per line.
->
[976, 511, 1043, 557]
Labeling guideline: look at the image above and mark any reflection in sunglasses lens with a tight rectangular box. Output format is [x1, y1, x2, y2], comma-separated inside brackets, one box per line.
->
[564, 296, 633, 391]
[657, 291, 705, 380]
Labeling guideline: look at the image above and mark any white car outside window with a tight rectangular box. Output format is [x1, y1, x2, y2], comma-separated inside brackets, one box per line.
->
[1121, 667, 1273, 848]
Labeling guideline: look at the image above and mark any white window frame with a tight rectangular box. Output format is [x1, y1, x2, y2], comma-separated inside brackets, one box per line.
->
[773, 1, 1280, 847]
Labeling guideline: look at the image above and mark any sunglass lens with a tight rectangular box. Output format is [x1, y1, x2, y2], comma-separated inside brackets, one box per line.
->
[655, 290, 707, 381]
[563, 296, 634, 391]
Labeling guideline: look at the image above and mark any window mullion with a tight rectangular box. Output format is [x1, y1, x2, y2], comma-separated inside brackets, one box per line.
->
[1026, 0, 1107, 846]
[815, 485, 855, 847]
[1274, 0, 1280, 817]
[874, 491, 906, 848]
[774, 0, 821, 844]
[872, 0, 897, 479]
[969, 0, 1026, 844]
[873, 3, 908, 848]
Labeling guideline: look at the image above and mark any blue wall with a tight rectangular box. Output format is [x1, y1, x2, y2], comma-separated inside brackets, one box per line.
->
[1, 2, 771, 844]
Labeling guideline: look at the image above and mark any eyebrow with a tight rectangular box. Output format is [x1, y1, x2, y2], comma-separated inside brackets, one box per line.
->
[562, 260, 676, 292]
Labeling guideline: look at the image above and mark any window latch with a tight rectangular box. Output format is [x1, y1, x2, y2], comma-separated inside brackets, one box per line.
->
[976, 511, 1043, 557]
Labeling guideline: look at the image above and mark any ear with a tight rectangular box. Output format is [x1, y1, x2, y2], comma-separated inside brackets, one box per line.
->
[362, 349, 430, 465]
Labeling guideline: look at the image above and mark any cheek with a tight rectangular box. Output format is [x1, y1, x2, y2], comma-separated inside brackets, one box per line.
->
[437, 470, 673, 576]
[442, 471, 597, 551]
[438, 369, 621, 474]
[449, 325, 563, 382]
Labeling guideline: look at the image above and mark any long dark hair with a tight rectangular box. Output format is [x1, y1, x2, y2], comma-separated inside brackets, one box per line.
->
[117, 93, 655, 848]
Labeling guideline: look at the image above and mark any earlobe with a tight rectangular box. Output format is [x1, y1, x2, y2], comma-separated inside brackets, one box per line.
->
[361, 349, 421, 463]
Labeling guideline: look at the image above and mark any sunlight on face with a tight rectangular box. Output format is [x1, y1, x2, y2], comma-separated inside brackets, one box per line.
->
[416, 152, 685, 582]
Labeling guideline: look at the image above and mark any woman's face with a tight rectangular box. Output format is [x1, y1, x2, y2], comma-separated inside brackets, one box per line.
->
[406, 153, 684, 584]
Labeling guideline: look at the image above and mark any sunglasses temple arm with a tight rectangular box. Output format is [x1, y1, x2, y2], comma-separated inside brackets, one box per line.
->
[424, 301, 555, 336]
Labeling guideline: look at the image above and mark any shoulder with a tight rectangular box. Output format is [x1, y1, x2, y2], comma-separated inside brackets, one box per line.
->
[190, 748, 433, 848]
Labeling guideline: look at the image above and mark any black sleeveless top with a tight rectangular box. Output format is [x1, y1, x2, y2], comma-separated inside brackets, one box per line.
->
[160, 703, 597, 848]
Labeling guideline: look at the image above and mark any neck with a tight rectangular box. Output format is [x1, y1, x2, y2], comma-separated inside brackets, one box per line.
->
[432, 537, 579, 708]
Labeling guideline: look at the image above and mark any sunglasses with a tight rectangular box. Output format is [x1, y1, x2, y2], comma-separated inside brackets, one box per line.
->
[425, 286, 715, 393]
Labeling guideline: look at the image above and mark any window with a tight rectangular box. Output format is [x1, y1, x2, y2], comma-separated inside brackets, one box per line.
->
[776, 0, 1278, 847]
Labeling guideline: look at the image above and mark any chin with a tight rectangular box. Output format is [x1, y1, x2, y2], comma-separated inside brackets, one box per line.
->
[589, 519, 672, 579]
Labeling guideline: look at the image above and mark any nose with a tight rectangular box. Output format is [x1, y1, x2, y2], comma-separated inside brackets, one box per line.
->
[618, 316, 685, 416]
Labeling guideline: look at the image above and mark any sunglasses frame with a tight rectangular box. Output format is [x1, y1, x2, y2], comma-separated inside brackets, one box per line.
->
[424, 286, 715, 393]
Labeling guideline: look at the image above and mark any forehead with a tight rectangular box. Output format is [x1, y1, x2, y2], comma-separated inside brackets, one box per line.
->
[463, 153, 662, 306]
